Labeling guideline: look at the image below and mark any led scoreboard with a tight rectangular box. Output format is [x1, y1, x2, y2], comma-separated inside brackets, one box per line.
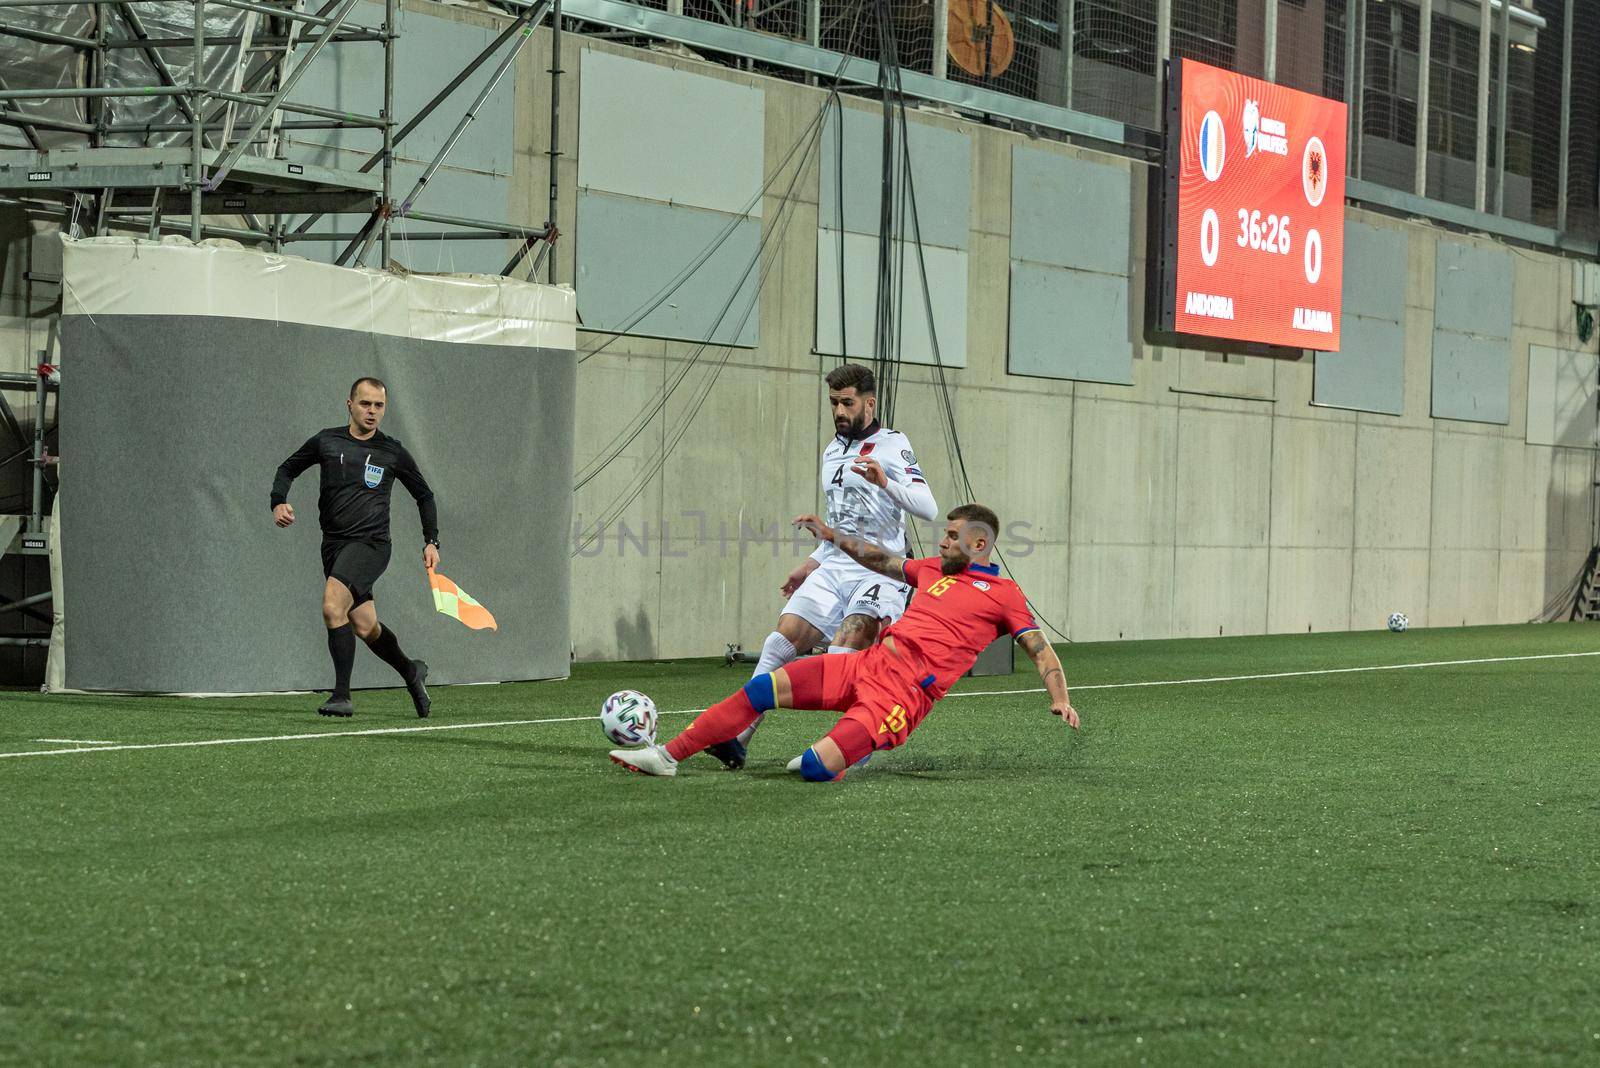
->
[1152, 59, 1347, 351]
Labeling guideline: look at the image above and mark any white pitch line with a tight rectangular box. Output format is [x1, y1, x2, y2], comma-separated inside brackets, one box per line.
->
[2, 649, 1595, 762]
[34, 738, 119, 745]
[0, 714, 609, 760]
[944, 649, 1600, 698]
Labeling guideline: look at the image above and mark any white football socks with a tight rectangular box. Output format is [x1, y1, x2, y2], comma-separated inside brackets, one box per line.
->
[753, 631, 798, 675]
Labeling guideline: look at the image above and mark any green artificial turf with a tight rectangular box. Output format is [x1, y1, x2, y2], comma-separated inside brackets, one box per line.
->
[4, 623, 1599, 1066]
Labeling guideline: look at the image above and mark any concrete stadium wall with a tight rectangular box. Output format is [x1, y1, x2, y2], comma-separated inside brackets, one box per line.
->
[545, 35, 1596, 660]
[2, 5, 1595, 663]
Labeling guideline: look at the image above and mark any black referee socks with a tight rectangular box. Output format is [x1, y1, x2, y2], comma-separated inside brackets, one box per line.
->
[366, 623, 415, 682]
[327, 623, 356, 699]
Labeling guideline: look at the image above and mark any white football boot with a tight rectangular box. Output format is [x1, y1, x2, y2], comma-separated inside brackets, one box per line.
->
[609, 744, 678, 777]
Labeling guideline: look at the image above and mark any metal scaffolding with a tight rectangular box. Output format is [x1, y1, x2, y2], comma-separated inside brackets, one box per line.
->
[0, 0, 562, 575]
[0, 0, 557, 272]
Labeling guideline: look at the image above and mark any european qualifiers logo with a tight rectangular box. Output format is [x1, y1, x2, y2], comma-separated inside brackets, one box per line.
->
[1241, 99, 1288, 157]
[1302, 136, 1328, 207]
[1198, 110, 1226, 182]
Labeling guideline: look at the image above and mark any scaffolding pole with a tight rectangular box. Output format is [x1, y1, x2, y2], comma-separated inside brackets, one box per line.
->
[548, 0, 562, 284]
[190, 0, 205, 240]
[287, 0, 552, 240]
[29, 367, 45, 534]
[205, 0, 360, 189]
[335, 1, 537, 266]
[0, 0, 557, 264]
[381, 0, 394, 265]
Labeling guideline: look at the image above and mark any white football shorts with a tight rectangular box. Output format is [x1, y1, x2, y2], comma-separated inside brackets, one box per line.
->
[781, 559, 912, 639]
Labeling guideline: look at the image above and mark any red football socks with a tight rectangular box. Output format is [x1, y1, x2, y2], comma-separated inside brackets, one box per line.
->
[665, 689, 761, 762]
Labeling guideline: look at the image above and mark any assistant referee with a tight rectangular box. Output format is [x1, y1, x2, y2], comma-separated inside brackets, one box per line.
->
[271, 376, 438, 718]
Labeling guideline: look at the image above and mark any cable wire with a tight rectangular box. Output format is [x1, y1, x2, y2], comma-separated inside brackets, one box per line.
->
[873, 20, 1073, 644]
[572, 88, 831, 556]
[574, 58, 854, 493]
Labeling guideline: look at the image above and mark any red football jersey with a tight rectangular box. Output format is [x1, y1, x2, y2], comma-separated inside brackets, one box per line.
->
[880, 557, 1039, 699]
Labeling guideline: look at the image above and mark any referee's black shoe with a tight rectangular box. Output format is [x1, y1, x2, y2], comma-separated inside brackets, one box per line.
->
[318, 696, 355, 718]
[406, 660, 431, 718]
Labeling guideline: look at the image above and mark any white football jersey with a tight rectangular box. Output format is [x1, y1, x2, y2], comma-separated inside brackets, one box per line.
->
[815, 424, 935, 564]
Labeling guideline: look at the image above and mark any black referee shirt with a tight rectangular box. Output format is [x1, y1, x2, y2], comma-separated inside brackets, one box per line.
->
[271, 426, 439, 546]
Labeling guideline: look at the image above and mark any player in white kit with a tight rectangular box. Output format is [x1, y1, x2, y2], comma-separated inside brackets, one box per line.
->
[706, 364, 939, 769]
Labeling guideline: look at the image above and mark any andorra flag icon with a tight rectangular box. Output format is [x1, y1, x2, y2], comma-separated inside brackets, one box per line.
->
[428, 567, 498, 631]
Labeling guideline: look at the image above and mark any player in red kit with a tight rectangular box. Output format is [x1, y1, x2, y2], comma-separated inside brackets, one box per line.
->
[608, 504, 1079, 779]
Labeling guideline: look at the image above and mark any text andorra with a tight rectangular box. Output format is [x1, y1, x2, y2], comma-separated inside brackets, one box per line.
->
[1185, 292, 1235, 320]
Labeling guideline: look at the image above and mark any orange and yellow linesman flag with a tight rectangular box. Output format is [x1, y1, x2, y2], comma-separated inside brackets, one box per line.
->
[428, 566, 497, 631]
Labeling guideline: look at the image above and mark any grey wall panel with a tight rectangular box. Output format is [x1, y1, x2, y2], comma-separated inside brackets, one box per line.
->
[1007, 261, 1133, 384]
[818, 106, 971, 250]
[577, 49, 764, 216]
[1526, 345, 1600, 448]
[1432, 331, 1511, 423]
[61, 316, 574, 693]
[1434, 240, 1512, 340]
[1010, 146, 1131, 276]
[1313, 313, 1405, 415]
[1342, 222, 1408, 323]
[290, 159, 516, 276]
[814, 228, 967, 366]
[577, 190, 760, 346]
[287, 1, 514, 175]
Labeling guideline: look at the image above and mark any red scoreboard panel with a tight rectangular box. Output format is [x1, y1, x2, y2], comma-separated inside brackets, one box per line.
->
[1153, 59, 1348, 351]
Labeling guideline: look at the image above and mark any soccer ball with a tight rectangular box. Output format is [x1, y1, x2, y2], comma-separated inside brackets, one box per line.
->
[600, 690, 657, 746]
[1387, 612, 1409, 633]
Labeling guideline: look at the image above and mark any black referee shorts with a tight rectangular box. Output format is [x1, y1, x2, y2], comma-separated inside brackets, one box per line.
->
[321, 538, 392, 607]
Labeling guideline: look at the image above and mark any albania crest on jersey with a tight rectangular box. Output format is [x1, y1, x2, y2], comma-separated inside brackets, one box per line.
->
[363, 458, 385, 488]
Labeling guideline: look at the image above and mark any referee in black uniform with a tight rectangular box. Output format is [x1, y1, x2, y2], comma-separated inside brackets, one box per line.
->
[271, 377, 438, 718]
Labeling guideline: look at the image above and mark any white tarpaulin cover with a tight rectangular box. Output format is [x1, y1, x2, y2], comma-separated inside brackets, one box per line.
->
[54, 235, 576, 695]
[61, 235, 576, 349]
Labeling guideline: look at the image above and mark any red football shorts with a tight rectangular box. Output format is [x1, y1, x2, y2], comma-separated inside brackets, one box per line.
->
[780, 643, 934, 754]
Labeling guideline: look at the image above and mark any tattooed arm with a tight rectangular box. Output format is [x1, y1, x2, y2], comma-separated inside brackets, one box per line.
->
[792, 514, 907, 583]
[1018, 629, 1079, 729]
